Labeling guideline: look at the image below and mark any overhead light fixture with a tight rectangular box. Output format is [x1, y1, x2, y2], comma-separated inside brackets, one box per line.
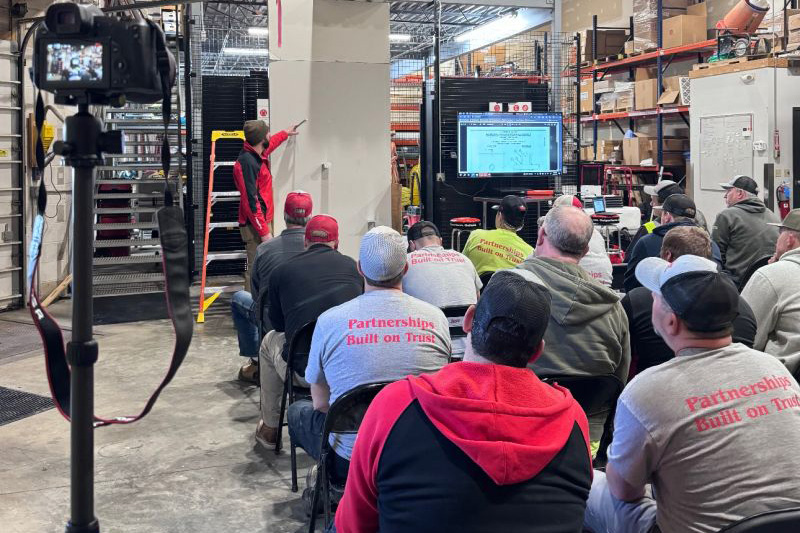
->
[222, 47, 269, 56]
[248, 27, 269, 36]
[390, 34, 412, 42]
[454, 13, 525, 44]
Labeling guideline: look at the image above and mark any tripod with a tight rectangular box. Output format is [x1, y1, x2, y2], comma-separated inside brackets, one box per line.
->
[54, 103, 122, 533]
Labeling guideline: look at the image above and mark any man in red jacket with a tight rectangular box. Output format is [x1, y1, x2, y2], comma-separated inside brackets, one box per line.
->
[233, 119, 298, 291]
[335, 269, 593, 533]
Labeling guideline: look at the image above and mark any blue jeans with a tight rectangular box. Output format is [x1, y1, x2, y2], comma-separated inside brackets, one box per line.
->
[231, 290, 260, 358]
[288, 399, 350, 481]
[583, 470, 658, 533]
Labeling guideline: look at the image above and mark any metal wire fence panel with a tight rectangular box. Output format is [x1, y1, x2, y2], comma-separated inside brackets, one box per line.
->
[199, 27, 269, 77]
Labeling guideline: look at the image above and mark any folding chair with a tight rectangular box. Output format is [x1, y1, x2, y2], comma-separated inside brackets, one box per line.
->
[478, 271, 495, 293]
[442, 305, 470, 363]
[274, 320, 316, 493]
[307, 381, 393, 533]
[717, 507, 800, 533]
[540, 374, 624, 468]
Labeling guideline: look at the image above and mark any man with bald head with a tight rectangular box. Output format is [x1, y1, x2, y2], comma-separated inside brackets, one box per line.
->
[517, 205, 630, 441]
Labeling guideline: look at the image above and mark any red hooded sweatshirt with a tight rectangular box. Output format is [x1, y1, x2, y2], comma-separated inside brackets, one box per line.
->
[232, 131, 289, 237]
[335, 361, 593, 533]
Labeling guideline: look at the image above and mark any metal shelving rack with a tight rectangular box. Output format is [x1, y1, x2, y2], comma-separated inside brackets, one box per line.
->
[0, 43, 23, 310]
[576, 5, 718, 167]
[92, 41, 185, 301]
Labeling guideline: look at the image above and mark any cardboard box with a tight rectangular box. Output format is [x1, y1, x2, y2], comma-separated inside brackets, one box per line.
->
[600, 98, 616, 113]
[635, 67, 656, 81]
[657, 76, 683, 106]
[663, 15, 707, 49]
[594, 79, 616, 93]
[633, 0, 690, 50]
[790, 28, 800, 45]
[625, 40, 636, 55]
[580, 78, 594, 114]
[579, 29, 628, 61]
[687, 2, 707, 18]
[635, 78, 659, 110]
[597, 140, 619, 161]
[661, 137, 690, 151]
[616, 90, 634, 111]
[623, 136, 653, 166]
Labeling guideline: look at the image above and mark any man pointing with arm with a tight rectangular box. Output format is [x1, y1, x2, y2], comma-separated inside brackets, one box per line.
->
[233, 119, 299, 291]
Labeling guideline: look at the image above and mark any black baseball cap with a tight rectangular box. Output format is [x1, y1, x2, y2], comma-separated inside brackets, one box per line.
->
[662, 194, 696, 218]
[407, 221, 441, 242]
[636, 255, 739, 332]
[644, 180, 684, 202]
[492, 195, 527, 228]
[720, 175, 758, 195]
[474, 270, 552, 347]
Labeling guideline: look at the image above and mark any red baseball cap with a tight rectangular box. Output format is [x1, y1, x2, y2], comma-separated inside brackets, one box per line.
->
[305, 214, 338, 243]
[285, 190, 313, 219]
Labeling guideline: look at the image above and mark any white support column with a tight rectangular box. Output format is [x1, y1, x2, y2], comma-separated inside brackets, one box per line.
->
[268, 0, 391, 257]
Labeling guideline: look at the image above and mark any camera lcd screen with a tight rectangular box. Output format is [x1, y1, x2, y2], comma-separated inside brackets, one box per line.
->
[45, 42, 104, 83]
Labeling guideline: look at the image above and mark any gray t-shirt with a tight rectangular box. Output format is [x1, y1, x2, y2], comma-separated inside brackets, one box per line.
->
[305, 289, 451, 459]
[402, 245, 482, 308]
[610, 343, 800, 533]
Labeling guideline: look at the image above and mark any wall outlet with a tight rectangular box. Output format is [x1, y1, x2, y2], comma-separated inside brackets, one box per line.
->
[367, 220, 376, 230]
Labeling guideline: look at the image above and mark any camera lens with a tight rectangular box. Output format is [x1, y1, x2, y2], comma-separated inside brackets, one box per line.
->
[57, 11, 76, 25]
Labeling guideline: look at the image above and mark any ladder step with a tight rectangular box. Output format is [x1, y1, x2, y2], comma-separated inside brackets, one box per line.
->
[206, 252, 247, 263]
[208, 221, 240, 229]
[94, 282, 165, 297]
[94, 193, 163, 199]
[93, 221, 159, 230]
[214, 161, 236, 167]
[211, 191, 240, 198]
[93, 272, 164, 285]
[94, 238, 161, 248]
[94, 254, 162, 265]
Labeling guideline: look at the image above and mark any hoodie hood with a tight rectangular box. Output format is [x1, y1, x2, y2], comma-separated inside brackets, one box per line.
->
[781, 247, 800, 266]
[518, 257, 621, 327]
[405, 361, 590, 485]
[733, 197, 767, 214]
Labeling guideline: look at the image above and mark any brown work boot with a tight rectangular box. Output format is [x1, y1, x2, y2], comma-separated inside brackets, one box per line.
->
[237, 360, 259, 384]
[255, 420, 278, 448]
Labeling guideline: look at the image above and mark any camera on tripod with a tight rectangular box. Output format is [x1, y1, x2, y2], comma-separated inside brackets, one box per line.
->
[33, 2, 175, 106]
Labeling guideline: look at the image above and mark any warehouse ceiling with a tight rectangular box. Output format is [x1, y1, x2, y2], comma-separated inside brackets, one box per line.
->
[198, 0, 517, 72]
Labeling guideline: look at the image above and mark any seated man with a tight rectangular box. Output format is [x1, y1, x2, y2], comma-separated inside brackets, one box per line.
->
[232, 191, 312, 383]
[712, 175, 779, 285]
[463, 195, 533, 275]
[403, 220, 481, 357]
[624, 194, 721, 292]
[517, 205, 630, 440]
[553, 195, 612, 286]
[288, 226, 451, 483]
[585, 254, 800, 533]
[255, 215, 362, 447]
[644, 179, 708, 231]
[623, 226, 756, 378]
[335, 270, 593, 533]
[741, 208, 800, 374]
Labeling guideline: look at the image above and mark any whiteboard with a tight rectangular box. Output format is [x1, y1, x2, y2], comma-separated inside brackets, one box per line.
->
[698, 114, 754, 191]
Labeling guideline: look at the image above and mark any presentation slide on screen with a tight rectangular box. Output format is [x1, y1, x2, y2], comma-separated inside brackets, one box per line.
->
[463, 126, 551, 174]
[457, 113, 562, 177]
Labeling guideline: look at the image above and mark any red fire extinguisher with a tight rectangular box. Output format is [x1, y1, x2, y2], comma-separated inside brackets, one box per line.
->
[777, 183, 791, 219]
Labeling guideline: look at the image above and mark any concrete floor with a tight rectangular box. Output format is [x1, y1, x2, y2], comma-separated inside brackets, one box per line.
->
[0, 297, 316, 533]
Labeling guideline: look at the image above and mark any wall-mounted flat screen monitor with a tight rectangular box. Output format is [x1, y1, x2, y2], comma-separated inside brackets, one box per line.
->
[457, 112, 563, 178]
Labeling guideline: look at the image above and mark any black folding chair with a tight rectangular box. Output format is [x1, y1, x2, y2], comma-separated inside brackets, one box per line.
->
[612, 263, 627, 292]
[274, 320, 316, 493]
[307, 381, 393, 533]
[540, 374, 624, 468]
[738, 254, 772, 292]
[717, 507, 800, 533]
[442, 305, 470, 363]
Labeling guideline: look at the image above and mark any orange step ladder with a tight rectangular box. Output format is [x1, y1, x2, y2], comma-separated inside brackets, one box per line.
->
[197, 130, 247, 323]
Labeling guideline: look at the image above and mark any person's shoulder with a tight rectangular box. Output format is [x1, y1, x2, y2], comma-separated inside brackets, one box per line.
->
[402, 292, 447, 319]
[317, 296, 359, 323]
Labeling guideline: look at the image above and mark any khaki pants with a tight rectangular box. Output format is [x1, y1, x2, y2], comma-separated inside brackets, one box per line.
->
[259, 330, 309, 428]
[240, 223, 271, 292]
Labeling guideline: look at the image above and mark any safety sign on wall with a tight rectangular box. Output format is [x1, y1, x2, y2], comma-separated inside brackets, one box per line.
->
[257, 99, 269, 122]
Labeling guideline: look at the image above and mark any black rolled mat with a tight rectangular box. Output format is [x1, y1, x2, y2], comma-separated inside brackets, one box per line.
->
[0, 386, 54, 426]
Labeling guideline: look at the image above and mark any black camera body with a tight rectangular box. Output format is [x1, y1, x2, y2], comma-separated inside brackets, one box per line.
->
[33, 2, 175, 106]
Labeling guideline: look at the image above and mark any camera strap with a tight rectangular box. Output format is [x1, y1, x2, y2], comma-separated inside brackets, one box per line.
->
[27, 37, 193, 426]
